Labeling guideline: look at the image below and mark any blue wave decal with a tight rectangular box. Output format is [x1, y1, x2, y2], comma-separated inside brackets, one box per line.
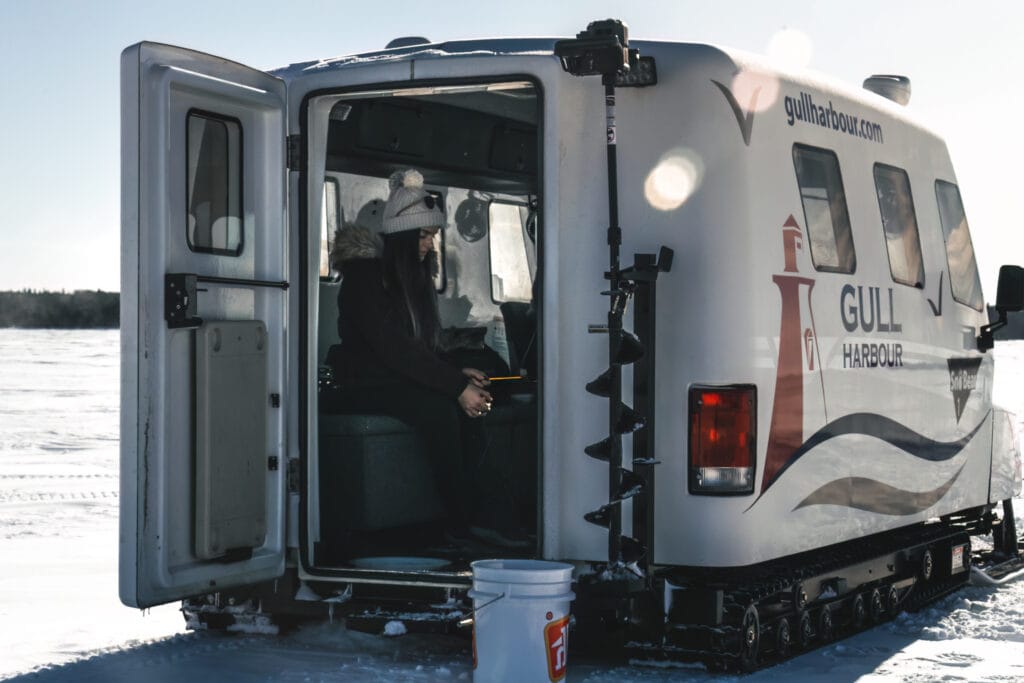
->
[745, 410, 990, 513]
[767, 411, 989, 491]
[793, 465, 965, 515]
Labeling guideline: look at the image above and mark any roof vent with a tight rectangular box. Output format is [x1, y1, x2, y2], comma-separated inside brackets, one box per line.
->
[863, 74, 911, 106]
[386, 36, 431, 49]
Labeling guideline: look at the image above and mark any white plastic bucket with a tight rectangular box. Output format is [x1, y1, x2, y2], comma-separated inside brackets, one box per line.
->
[469, 559, 575, 682]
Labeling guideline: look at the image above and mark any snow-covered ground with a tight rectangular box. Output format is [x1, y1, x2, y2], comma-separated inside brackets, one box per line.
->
[1, 329, 1023, 682]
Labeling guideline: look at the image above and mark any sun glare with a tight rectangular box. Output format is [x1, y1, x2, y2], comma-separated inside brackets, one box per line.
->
[730, 69, 780, 113]
[644, 149, 704, 212]
[767, 27, 814, 70]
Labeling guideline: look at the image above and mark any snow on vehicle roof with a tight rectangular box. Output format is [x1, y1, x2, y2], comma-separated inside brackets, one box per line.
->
[269, 37, 562, 78]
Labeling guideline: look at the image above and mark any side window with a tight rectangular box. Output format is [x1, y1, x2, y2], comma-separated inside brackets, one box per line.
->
[186, 111, 242, 255]
[488, 201, 532, 302]
[874, 164, 925, 287]
[431, 190, 447, 293]
[320, 178, 340, 280]
[792, 145, 856, 273]
[935, 180, 984, 310]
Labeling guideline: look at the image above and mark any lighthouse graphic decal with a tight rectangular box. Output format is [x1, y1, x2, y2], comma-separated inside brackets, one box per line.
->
[763, 215, 820, 494]
[748, 217, 986, 515]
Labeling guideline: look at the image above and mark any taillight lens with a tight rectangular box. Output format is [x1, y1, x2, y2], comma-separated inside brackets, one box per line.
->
[688, 385, 756, 495]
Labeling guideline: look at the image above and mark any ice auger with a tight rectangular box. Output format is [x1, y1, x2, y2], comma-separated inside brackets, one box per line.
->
[555, 20, 672, 577]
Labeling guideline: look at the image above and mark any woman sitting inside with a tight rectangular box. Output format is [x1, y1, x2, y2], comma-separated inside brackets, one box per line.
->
[326, 169, 527, 548]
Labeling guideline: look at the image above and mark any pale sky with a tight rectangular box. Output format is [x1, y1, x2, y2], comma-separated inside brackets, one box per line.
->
[1, 0, 1021, 296]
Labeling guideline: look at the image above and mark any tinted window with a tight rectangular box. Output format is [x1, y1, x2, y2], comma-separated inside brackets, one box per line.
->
[186, 111, 242, 255]
[874, 164, 924, 287]
[935, 180, 984, 310]
[792, 145, 855, 273]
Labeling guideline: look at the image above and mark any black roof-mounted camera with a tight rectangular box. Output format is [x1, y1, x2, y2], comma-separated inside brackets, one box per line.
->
[554, 19, 657, 87]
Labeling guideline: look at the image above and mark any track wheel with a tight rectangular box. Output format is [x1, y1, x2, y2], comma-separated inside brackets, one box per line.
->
[869, 588, 885, 623]
[1002, 500, 1019, 558]
[851, 593, 867, 630]
[921, 548, 934, 581]
[818, 606, 834, 642]
[792, 583, 808, 610]
[775, 617, 791, 658]
[797, 611, 813, 650]
[886, 585, 900, 618]
[737, 605, 760, 672]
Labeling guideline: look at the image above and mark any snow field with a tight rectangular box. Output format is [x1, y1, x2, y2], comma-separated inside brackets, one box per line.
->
[2, 331, 1024, 681]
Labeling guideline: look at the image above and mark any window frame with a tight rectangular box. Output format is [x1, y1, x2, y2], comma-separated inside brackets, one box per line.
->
[934, 179, 984, 311]
[184, 108, 245, 257]
[791, 144, 857, 274]
[873, 163, 926, 288]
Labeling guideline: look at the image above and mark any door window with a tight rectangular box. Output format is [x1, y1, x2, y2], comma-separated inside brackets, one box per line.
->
[186, 111, 243, 255]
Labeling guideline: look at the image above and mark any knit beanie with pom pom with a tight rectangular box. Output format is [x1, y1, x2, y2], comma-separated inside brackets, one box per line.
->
[380, 169, 445, 235]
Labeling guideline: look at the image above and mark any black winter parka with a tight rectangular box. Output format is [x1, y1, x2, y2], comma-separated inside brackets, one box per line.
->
[331, 227, 468, 399]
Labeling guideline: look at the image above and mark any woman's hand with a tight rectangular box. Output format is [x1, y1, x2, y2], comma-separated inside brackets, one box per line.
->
[458, 383, 493, 418]
[462, 367, 490, 388]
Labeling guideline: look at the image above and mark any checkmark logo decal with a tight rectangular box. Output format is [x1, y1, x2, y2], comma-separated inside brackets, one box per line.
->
[712, 79, 760, 146]
[928, 271, 944, 317]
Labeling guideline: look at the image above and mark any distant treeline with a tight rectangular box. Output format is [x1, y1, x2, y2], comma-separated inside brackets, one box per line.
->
[0, 290, 119, 328]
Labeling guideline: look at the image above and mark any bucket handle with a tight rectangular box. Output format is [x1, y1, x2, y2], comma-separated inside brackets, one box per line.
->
[457, 591, 506, 628]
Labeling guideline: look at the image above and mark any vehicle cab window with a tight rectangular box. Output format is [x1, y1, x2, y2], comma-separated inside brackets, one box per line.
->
[320, 178, 341, 280]
[874, 164, 925, 287]
[488, 201, 533, 302]
[934, 180, 984, 310]
[792, 144, 856, 273]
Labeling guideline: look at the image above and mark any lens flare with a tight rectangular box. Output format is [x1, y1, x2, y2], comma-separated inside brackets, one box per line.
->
[767, 27, 814, 70]
[731, 69, 780, 113]
[644, 149, 704, 212]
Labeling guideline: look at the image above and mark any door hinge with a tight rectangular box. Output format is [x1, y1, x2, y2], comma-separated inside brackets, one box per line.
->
[270, 393, 281, 408]
[286, 458, 300, 493]
[268, 456, 279, 471]
[286, 135, 302, 170]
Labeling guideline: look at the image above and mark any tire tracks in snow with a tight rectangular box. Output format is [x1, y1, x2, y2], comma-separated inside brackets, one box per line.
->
[0, 490, 118, 504]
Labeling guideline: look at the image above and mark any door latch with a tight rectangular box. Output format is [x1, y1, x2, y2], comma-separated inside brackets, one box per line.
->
[165, 273, 202, 329]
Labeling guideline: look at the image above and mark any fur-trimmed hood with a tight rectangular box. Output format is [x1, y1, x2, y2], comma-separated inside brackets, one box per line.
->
[330, 223, 440, 279]
[330, 224, 382, 272]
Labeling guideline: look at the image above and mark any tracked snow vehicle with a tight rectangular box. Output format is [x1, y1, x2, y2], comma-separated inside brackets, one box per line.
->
[120, 19, 1023, 671]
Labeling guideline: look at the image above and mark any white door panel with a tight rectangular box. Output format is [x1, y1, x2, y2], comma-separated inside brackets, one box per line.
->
[120, 42, 287, 608]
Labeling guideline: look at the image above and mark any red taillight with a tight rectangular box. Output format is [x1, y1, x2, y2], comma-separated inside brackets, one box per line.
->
[689, 385, 756, 495]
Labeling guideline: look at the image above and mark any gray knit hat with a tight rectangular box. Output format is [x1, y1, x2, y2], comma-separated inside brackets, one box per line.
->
[381, 169, 445, 235]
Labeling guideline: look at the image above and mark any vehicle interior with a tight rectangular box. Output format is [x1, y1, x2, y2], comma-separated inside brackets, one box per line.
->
[310, 81, 542, 572]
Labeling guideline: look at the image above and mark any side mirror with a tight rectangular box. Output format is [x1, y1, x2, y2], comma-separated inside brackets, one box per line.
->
[996, 265, 1024, 313]
[979, 265, 1024, 352]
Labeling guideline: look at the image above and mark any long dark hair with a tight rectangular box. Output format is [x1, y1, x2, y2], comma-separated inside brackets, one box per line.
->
[381, 229, 440, 348]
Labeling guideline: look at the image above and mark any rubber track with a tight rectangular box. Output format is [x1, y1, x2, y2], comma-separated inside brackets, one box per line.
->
[633, 522, 971, 671]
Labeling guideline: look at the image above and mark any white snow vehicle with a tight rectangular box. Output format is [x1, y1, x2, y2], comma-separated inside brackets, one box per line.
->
[119, 19, 1024, 670]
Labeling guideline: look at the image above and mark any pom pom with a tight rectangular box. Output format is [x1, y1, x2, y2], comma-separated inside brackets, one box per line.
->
[403, 169, 424, 188]
[388, 169, 424, 192]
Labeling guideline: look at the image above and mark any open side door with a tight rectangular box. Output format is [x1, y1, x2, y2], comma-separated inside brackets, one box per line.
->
[120, 42, 287, 608]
